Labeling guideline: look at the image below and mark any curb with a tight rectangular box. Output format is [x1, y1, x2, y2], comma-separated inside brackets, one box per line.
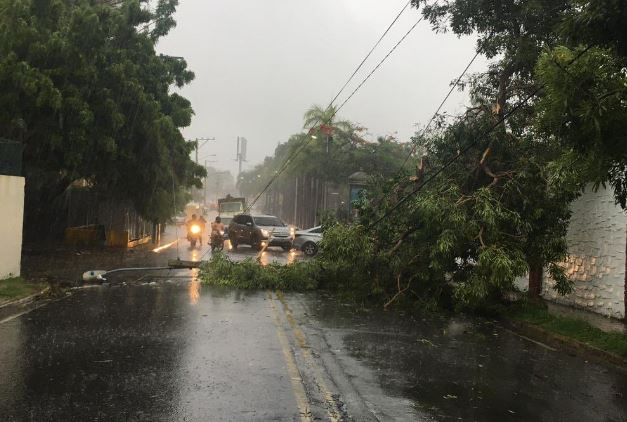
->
[504, 319, 627, 372]
[0, 287, 50, 324]
[0, 286, 50, 310]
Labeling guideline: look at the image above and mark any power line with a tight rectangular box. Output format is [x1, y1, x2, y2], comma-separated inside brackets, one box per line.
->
[329, 0, 412, 107]
[366, 45, 594, 230]
[396, 51, 480, 175]
[245, 135, 313, 212]
[335, 14, 425, 114]
[247, 5, 426, 211]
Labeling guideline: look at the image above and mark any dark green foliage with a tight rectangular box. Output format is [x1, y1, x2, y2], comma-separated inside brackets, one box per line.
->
[536, 45, 627, 207]
[0, 0, 205, 234]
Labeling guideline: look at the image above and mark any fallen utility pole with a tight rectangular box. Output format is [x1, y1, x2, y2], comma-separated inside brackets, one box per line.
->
[82, 260, 203, 282]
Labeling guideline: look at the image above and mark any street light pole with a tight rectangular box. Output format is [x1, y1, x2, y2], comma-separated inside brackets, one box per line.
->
[190, 137, 216, 165]
[235, 136, 248, 181]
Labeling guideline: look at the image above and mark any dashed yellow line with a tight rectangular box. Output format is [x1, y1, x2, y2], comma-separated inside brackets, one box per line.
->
[267, 291, 312, 422]
[275, 290, 341, 422]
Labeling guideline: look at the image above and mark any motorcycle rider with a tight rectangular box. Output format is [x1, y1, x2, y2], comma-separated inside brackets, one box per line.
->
[186, 214, 206, 244]
[210, 216, 226, 250]
[211, 216, 225, 237]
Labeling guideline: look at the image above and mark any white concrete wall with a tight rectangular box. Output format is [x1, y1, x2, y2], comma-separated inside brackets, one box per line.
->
[0, 175, 25, 279]
[542, 186, 626, 319]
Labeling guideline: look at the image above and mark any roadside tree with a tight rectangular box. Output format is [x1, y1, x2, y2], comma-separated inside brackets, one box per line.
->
[0, 0, 205, 237]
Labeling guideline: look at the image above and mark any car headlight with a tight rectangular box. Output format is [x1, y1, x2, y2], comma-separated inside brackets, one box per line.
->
[289, 227, 295, 237]
[261, 229, 269, 237]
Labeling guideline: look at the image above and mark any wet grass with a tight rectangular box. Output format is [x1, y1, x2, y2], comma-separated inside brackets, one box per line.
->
[0, 277, 46, 302]
[199, 253, 319, 290]
[507, 302, 627, 357]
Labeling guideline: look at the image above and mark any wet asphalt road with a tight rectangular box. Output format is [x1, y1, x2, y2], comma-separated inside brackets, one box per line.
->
[3, 227, 627, 421]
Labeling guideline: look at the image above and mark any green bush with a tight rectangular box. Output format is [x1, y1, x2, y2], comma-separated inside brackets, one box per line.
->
[199, 253, 318, 291]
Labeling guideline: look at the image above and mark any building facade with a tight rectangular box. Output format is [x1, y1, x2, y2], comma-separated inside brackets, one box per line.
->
[542, 186, 626, 320]
[0, 175, 25, 278]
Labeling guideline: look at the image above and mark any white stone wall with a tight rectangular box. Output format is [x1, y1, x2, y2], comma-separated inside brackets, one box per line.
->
[0, 175, 25, 279]
[542, 186, 626, 319]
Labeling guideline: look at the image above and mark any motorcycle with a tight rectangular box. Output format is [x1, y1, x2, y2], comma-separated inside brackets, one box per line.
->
[210, 230, 225, 252]
[187, 223, 202, 248]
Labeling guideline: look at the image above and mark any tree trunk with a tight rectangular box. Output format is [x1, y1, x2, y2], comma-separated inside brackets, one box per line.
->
[528, 264, 543, 298]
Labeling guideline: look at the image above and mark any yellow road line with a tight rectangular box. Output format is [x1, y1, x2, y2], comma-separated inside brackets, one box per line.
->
[267, 291, 312, 422]
[275, 290, 341, 422]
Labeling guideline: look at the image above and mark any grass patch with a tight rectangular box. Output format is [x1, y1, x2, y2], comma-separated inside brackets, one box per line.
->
[0, 277, 46, 302]
[506, 302, 627, 357]
[199, 253, 319, 291]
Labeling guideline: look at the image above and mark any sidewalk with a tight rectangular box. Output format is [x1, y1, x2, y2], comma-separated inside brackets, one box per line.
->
[0, 285, 51, 323]
[0, 279, 48, 307]
[547, 302, 626, 334]
[21, 226, 182, 287]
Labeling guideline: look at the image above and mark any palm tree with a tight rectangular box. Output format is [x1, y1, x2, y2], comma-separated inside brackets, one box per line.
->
[301, 105, 360, 220]
[303, 105, 353, 135]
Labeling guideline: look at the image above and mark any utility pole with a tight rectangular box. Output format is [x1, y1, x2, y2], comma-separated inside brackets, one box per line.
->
[202, 158, 217, 205]
[203, 160, 208, 204]
[190, 137, 216, 164]
[188, 137, 214, 203]
[235, 136, 247, 178]
[324, 131, 334, 213]
[235, 137, 248, 195]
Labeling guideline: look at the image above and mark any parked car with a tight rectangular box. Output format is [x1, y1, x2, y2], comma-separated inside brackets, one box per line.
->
[228, 214, 293, 251]
[293, 226, 322, 256]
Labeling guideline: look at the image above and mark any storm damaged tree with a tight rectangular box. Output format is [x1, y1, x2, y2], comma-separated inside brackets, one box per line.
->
[352, 107, 578, 309]
[346, 0, 578, 302]
[319, 0, 585, 307]
[0, 0, 205, 237]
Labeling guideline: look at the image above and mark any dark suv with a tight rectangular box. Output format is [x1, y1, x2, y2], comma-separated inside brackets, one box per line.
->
[228, 214, 293, 251]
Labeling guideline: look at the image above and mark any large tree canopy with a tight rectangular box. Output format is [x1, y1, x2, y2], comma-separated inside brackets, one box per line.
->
[0, 0, 205, 231]
[535, 0, 627, 206]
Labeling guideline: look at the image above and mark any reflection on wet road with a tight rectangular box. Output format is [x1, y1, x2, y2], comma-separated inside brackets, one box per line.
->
[20, 225, 298, 287]
[2, 280, 626, 421]
[9, 225, 627, 421]
[288, 292, 627, 422]
[150, 225, 297, 267]
[0, 283, 302, 421]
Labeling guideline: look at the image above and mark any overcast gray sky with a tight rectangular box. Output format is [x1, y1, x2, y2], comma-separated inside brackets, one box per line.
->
[157, 0, 487, 175]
